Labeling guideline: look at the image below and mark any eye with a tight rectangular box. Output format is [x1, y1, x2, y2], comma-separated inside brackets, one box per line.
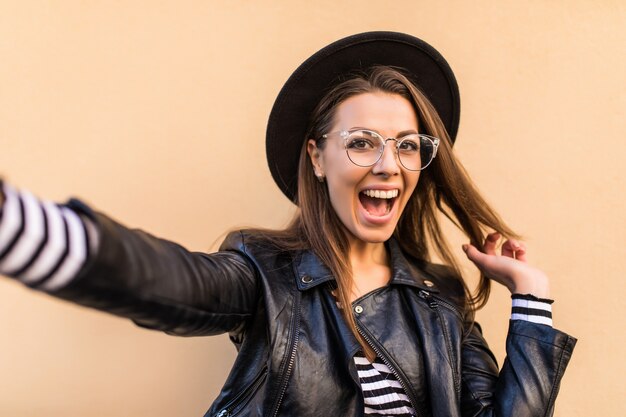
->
[398, 138, 420, 152]
[346, 136, 376, 150]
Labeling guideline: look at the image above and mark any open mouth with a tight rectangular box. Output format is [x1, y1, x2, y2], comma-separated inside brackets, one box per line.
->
[358, 189, 399, 217]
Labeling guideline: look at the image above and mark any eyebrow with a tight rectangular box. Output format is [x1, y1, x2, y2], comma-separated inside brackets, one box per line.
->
[349, 127, 419, 137]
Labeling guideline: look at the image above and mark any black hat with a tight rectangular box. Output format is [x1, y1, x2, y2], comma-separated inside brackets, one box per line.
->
[266, 31, 460, 203]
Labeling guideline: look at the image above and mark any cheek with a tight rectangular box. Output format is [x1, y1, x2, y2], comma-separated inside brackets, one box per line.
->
[324, 167, 363, 217]
[323, 152, 362, 189]
[326, 172, 358, 209]
[410, 172, 420, 190]
[401, 172, 420, 206]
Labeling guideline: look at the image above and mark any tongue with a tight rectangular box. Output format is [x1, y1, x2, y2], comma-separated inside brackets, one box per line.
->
[359, 194, 388, 216]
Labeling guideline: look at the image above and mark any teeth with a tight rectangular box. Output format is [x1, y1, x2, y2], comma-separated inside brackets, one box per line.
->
[363, 189, 398, 199]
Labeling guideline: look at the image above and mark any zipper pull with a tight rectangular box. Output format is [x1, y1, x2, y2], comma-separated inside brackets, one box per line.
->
[216, 410, 230, 417]
[419, 290, 438, 309]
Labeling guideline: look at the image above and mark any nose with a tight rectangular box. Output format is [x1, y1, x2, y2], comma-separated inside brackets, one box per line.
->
[371, 139, 400, 176]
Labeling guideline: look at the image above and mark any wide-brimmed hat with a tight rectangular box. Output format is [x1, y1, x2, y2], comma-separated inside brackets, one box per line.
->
[266, 31, 460, 203]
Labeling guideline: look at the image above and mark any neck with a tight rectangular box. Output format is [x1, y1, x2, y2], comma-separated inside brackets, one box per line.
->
[347, 235, 392, 301]
[348, 238, 388, 267]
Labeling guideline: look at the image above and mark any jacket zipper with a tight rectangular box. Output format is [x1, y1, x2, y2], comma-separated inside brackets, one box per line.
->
[270, 294, 301, 417]
[214, 366, 268, 417]
[355, 322, 424, 417]
[418, 290, 461, 394]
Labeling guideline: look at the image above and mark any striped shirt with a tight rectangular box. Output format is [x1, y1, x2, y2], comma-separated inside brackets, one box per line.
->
[0, 182, 98, 291]
[511, 293, 553, 326]
[355, 354, 416, 416]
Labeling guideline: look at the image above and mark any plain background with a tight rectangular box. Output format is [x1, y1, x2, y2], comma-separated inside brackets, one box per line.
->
[0, 1, 624, 416]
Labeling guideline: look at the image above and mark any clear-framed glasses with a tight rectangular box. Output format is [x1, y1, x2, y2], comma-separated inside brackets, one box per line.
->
[321, 129, 440, 171]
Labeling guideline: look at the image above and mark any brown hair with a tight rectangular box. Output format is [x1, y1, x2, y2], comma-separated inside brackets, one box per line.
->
[250, 66, 518, 360]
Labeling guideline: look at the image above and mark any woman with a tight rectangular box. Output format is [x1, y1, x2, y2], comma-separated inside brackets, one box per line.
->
[0, 32, 575, 416]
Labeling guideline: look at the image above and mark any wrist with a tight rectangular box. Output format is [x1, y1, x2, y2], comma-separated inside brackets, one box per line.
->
[511, 272, 551, 299]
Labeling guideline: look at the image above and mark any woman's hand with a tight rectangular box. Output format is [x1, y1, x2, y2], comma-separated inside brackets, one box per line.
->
[462, 232, 551, 298]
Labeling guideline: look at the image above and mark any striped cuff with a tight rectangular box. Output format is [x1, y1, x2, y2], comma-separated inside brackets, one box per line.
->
[511, 294, 553, 327]
[0, 182, 99, 292]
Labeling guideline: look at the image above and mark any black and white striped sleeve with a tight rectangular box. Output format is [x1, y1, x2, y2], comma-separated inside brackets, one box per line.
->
[0, 182, 100, 292]
[511, 293, 553, 327]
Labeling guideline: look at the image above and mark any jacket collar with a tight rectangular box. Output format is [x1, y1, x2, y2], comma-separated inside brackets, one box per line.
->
[294, 237, 440, 294]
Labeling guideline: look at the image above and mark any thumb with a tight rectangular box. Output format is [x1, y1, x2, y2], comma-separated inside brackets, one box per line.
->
[462, 243, 487, 265]
[462, 243, 499, 277]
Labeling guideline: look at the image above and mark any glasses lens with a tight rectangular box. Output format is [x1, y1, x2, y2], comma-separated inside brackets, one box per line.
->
[345, 131, 383, 167]
[397, 135, 436, 171]
[343, 131, 438, 170]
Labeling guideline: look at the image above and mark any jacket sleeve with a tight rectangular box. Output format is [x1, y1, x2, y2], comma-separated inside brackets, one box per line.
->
[460, 319, 577, 417]
[51, 199, 261, 337]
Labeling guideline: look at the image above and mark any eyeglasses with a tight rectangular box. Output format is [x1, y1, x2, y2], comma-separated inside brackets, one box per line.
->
[321, 129, 440, 171]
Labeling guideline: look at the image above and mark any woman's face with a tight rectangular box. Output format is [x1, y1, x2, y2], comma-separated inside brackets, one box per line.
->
[307, 92, 421, 244]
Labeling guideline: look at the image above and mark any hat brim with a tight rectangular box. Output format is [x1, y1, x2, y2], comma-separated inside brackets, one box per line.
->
[266, 31, 460, 203]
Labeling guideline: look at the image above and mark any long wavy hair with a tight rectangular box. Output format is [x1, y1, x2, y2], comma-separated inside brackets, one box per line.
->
[251, 66, 518, 360]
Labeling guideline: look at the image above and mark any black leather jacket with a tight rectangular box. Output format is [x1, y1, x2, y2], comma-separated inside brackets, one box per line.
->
[55, 202, 576, 417]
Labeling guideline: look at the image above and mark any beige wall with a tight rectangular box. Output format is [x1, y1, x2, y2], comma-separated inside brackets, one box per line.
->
[0, 1, 624, 416]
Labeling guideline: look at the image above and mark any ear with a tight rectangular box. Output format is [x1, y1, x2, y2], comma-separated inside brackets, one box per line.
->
[307, 139, 324, 177]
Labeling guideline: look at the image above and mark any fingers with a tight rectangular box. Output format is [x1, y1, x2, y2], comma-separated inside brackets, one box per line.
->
[479, 232, 529, 263]
[502, 240, 527, 262]
[483, 232, 500, 256]
[464, 234, 529, 264]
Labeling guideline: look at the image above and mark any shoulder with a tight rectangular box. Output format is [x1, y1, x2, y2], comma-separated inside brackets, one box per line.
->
[219, 230, 249, 252]
[219, 229, 300, 276]
[219, 229, 296, 254]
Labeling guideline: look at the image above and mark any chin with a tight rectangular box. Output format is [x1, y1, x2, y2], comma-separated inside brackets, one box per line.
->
[350, 225, 396, 244]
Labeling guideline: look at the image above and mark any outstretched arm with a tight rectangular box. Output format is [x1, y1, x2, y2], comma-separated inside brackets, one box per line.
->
[0, 181, 260, 336]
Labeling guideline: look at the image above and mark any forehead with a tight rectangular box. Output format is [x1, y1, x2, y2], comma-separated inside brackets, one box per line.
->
[332, 92, 419, 133]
